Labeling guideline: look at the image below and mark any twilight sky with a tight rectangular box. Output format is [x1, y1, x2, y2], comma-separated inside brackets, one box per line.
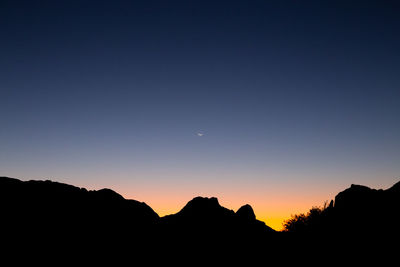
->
[1, 0, 400, 230]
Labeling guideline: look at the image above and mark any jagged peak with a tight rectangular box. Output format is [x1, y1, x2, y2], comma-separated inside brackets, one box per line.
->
[175, 196, 238, 219]
[181, 196, 221, 211]
[236, 204, 256, 220]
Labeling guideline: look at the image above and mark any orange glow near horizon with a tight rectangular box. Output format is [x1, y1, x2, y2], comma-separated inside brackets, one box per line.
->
[18, 172, 398, 231]
[77, 174, 347, 231]
[122, 197, 329, 231]
[151, 207, 292, 231]
[119, 186, 336, 231]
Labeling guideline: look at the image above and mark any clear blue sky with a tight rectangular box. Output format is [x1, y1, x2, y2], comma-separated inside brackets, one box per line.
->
[1, 0, 399, 229]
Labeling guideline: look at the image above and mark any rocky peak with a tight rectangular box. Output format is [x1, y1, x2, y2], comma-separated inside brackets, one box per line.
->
[179, 197, 223, 215]
[236, 204, 256, 220]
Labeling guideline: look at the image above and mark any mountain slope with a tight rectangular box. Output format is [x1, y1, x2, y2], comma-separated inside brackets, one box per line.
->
[0, 176, 159, 245]
[284, 180, 400, 242]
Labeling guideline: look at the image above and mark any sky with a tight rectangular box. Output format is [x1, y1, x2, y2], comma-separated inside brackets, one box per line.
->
[1, 0, 400, 230]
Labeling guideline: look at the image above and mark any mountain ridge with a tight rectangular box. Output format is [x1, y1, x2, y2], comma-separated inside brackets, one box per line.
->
[2, 176, 399, 230]
[1, 176, 399, 260]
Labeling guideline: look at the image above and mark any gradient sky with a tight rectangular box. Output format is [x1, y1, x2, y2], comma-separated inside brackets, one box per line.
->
[1, 0, 400, 230]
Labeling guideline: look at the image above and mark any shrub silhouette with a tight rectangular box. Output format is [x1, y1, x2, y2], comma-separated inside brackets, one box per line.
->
[283, 201, 332, 233]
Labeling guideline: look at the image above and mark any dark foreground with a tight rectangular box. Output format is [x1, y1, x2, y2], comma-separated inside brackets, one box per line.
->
[1, 176, 399, 263]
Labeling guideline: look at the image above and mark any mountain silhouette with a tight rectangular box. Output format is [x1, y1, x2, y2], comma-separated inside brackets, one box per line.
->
[0, 176, 159, 259]
[282, 181, 400, 259]
[159, 196, 274, 241]
[333, 181, 400, 236]
[1, 176, 399, 261]
[284, 181, 400, 236]
[236, 204, 256, 220]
